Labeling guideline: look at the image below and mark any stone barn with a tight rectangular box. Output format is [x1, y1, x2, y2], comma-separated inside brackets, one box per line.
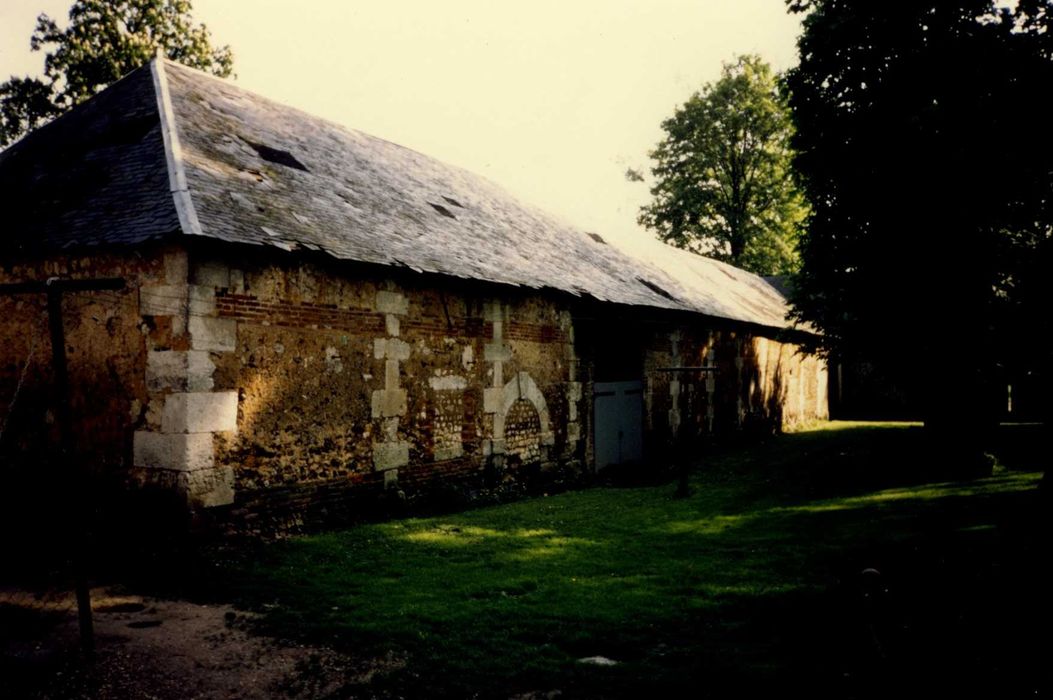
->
[0, 59, 827, 529]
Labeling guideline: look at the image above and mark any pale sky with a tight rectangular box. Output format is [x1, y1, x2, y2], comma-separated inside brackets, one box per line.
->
[0, 0, 802, 253]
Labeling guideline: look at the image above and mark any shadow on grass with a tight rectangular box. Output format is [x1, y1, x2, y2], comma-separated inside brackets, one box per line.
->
[149, 422, 1046, 697]
[2, 422, 1046, 698]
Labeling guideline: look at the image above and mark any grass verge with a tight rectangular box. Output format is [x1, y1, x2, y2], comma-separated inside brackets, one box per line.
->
[193, 421, 1050, 697]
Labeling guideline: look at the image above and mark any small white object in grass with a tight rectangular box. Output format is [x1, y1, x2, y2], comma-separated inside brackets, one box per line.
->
[577, 656, 618, 666]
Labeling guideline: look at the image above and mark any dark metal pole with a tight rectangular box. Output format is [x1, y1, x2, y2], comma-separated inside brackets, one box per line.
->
[657, 366, 718, 500]
[45, 282, 95, 655]
[674, 412, 691, 499]
[45, 287, 74, 452]
[0, 277, 124, 656]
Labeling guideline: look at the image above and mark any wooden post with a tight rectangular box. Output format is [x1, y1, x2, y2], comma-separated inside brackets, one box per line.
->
[674, 412, 691, 499]
[1, 277, 125, 655]
[657, 366, 718, 500]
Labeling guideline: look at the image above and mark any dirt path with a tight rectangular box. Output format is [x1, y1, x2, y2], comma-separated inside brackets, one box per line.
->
[1, 588, 402, 699]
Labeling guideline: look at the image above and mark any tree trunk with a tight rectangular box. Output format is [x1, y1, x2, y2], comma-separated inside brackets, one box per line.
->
[728, 227, 745, 266]
[1038, 370, 1052, 528]
[917, 232, 998, 481]
[922, 348, 995, 481]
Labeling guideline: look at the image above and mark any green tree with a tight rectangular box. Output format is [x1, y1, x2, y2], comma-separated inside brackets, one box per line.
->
[1, 0, 233, 147]
[0, 77, 59, 147]
[635, 55, 807, 276]
[784, 0, 1053, 475]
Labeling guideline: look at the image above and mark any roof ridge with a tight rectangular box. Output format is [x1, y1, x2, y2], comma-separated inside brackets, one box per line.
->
[150, 56, 202, 236]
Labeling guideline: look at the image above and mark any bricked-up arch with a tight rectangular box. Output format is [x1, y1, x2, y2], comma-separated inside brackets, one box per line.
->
[498, 371, 555, 448]
[505, 398, 542, 464]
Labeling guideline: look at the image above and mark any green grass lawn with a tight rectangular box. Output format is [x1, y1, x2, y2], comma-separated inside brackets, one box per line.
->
[200, 422, 1050, 697]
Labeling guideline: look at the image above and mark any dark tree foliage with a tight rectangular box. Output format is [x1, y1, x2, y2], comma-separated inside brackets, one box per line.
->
[785, 0, 1053, 474]
[1, 0, 233, 147]
[0, 77, 60, 147]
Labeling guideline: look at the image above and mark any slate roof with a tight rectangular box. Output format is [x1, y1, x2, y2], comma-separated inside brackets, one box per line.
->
[0, 63, 179, 248]
[0, 58, 798, 332]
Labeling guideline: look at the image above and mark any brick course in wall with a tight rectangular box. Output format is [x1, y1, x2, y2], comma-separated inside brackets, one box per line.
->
[214, 294, 567, 345]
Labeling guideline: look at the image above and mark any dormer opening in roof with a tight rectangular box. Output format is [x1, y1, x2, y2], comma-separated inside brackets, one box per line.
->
[586, 232, 606, 244]
[442, 196, 465, 208]
[428, 202, 457, 219]
[637, 277, 678, 302]
[246, 139, 309, 172]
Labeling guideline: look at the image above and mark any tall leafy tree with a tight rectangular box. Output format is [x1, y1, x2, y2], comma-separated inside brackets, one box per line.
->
[1, 0, 233, 147]
[635, 55, 807, 276]
[0, 77, 59, 147]
[785, 0, 1053, 474]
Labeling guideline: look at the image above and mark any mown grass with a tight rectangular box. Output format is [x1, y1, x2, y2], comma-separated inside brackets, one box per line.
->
[206, 421, 1050, 697]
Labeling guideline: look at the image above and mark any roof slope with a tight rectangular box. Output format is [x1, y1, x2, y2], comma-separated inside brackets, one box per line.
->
[1, 58, 797, 332]
[0, 63, 180, 249]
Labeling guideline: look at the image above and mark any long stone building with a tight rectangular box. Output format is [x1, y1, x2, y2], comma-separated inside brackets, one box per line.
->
[0, 59, 827, 527]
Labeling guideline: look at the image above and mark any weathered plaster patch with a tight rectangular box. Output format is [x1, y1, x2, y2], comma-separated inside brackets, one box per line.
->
[483, 387, 503, 413]
[325, 346, 344, 374]
[164, 250, 188, 286]
[161, 391, 239, 434]
[185, 465, 235, 508]
[567, 382, 582, 421]
[133, 431, 215, 471]
[376, 290, 409, 315]
[189, 315, 236, 352]
[146, 350, 215, 392]
[373, 441, 410, 471]
[140, 284, 187, 317]
[429, 374, 467, 391]
[371, 388, 408, 418]
[192, 260, 231, 289]
[484, 343, 512, 362]
[374, 337, 411, 361]
[372, 290, 410, 471]
[229, 268, 245, 294]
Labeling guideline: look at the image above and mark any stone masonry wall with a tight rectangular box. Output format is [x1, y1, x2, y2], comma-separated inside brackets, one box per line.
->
[0, 241, 827, 529]
[641, 326, 829, 453]
[127, 247, 242, 508]
[186, 246, 582, 518]
[0, 250, 156, 478]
